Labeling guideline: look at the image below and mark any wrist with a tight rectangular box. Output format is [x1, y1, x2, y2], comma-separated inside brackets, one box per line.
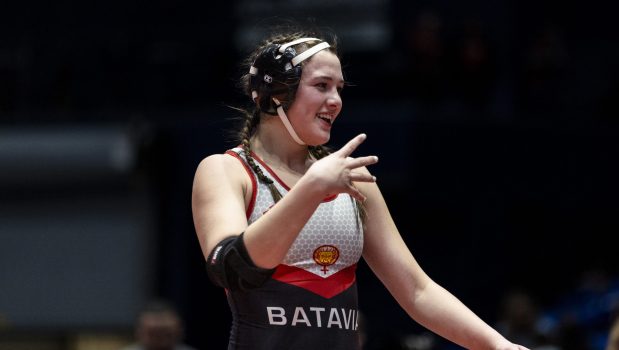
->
[491, 337, 515, 350]
[297, 172, 332, 200]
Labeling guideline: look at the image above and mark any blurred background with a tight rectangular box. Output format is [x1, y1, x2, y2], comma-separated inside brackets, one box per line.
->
[1, 0, 618, 349]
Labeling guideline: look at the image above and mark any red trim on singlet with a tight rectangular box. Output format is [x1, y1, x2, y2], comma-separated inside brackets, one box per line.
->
[322, 193, 338, 202]
[249, 151, 290, 189]
[271, 264, 357, 299]
[225, 150, 257, 219]
[250, 151, 338, 203]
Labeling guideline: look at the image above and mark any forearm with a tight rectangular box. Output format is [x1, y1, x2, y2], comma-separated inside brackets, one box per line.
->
[243, 175, 327, 269]
[407, 281, 509, 350]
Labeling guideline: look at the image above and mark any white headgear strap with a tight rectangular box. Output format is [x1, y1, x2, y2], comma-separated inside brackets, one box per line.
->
[291, 41, 330, 66]
[278, 37, 321, 53]
[272, 97, 306, 145]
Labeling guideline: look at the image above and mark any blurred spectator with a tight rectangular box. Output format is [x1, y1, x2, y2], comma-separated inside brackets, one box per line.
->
[450, 18, 497, 116]
[120, 299, 197, 350]
[403, 10, 448, 106]
[539, 269, 619, 350]
[517, 23, 569, 117]
[496, 289, 557, 349]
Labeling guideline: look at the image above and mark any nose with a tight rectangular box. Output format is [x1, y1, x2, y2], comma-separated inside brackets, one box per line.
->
[326, 89, 342, 111]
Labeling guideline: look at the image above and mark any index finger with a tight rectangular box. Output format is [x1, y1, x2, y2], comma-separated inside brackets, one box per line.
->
[336, 133, 367, 158]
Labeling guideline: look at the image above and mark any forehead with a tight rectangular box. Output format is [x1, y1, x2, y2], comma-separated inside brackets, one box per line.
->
[301, 50, 343, 81]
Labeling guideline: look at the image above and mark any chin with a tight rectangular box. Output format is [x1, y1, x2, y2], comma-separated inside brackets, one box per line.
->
[307, 134, 331, 146]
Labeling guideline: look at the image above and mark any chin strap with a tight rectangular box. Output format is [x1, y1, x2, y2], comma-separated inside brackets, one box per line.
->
[272, 97, 306, 145]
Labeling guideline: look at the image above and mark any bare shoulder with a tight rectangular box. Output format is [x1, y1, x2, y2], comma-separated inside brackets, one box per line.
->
[192, 152, 251, 257]
[192, 151, 252, 210]
[194, 152, 247, 183]
[196, 152, 239, 170]
[192, 153, 253, 205]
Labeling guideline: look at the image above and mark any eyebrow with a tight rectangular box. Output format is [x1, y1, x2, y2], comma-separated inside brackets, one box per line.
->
[312, 75, 346, 85]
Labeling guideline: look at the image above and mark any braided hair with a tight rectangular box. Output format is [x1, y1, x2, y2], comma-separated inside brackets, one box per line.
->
[239, 109, 283, 203]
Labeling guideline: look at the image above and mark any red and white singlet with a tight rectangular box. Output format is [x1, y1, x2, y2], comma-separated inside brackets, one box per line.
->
[222, 148, 365, 349]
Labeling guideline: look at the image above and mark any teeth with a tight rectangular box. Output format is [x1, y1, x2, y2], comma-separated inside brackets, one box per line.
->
[317, 114, 333, 125]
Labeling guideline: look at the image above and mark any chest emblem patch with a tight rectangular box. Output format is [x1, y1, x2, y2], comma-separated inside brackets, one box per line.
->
[313, 245, 340, 274]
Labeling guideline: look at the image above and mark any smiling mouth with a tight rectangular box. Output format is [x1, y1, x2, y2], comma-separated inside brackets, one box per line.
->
[317, 114, 333, 125]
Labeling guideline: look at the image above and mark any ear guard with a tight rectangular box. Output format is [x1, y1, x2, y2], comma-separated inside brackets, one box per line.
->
[249, 38, 331, 114]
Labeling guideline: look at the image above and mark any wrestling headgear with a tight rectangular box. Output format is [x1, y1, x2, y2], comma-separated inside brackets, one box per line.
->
[249, 37, 331, 145]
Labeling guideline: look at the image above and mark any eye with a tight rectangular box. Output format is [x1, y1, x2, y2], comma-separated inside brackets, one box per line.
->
[315, 82, 328, 90]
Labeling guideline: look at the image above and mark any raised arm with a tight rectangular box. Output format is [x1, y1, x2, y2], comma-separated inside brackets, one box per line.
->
[358, 179, 529, 350]
[191, 134, 379, 270]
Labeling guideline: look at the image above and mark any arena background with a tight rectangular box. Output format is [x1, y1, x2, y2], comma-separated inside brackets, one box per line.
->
[1, 1, 617, 349]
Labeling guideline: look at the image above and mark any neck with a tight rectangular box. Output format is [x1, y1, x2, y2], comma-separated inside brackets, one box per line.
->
[251, 120, 311, 173]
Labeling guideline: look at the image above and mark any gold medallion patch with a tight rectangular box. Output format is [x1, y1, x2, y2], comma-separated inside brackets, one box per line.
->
[313, 245, 340, 274]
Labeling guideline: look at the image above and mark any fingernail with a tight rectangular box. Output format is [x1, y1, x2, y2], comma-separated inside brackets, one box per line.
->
[372, 176, 377, 182]
[374, 156, 379, 162]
